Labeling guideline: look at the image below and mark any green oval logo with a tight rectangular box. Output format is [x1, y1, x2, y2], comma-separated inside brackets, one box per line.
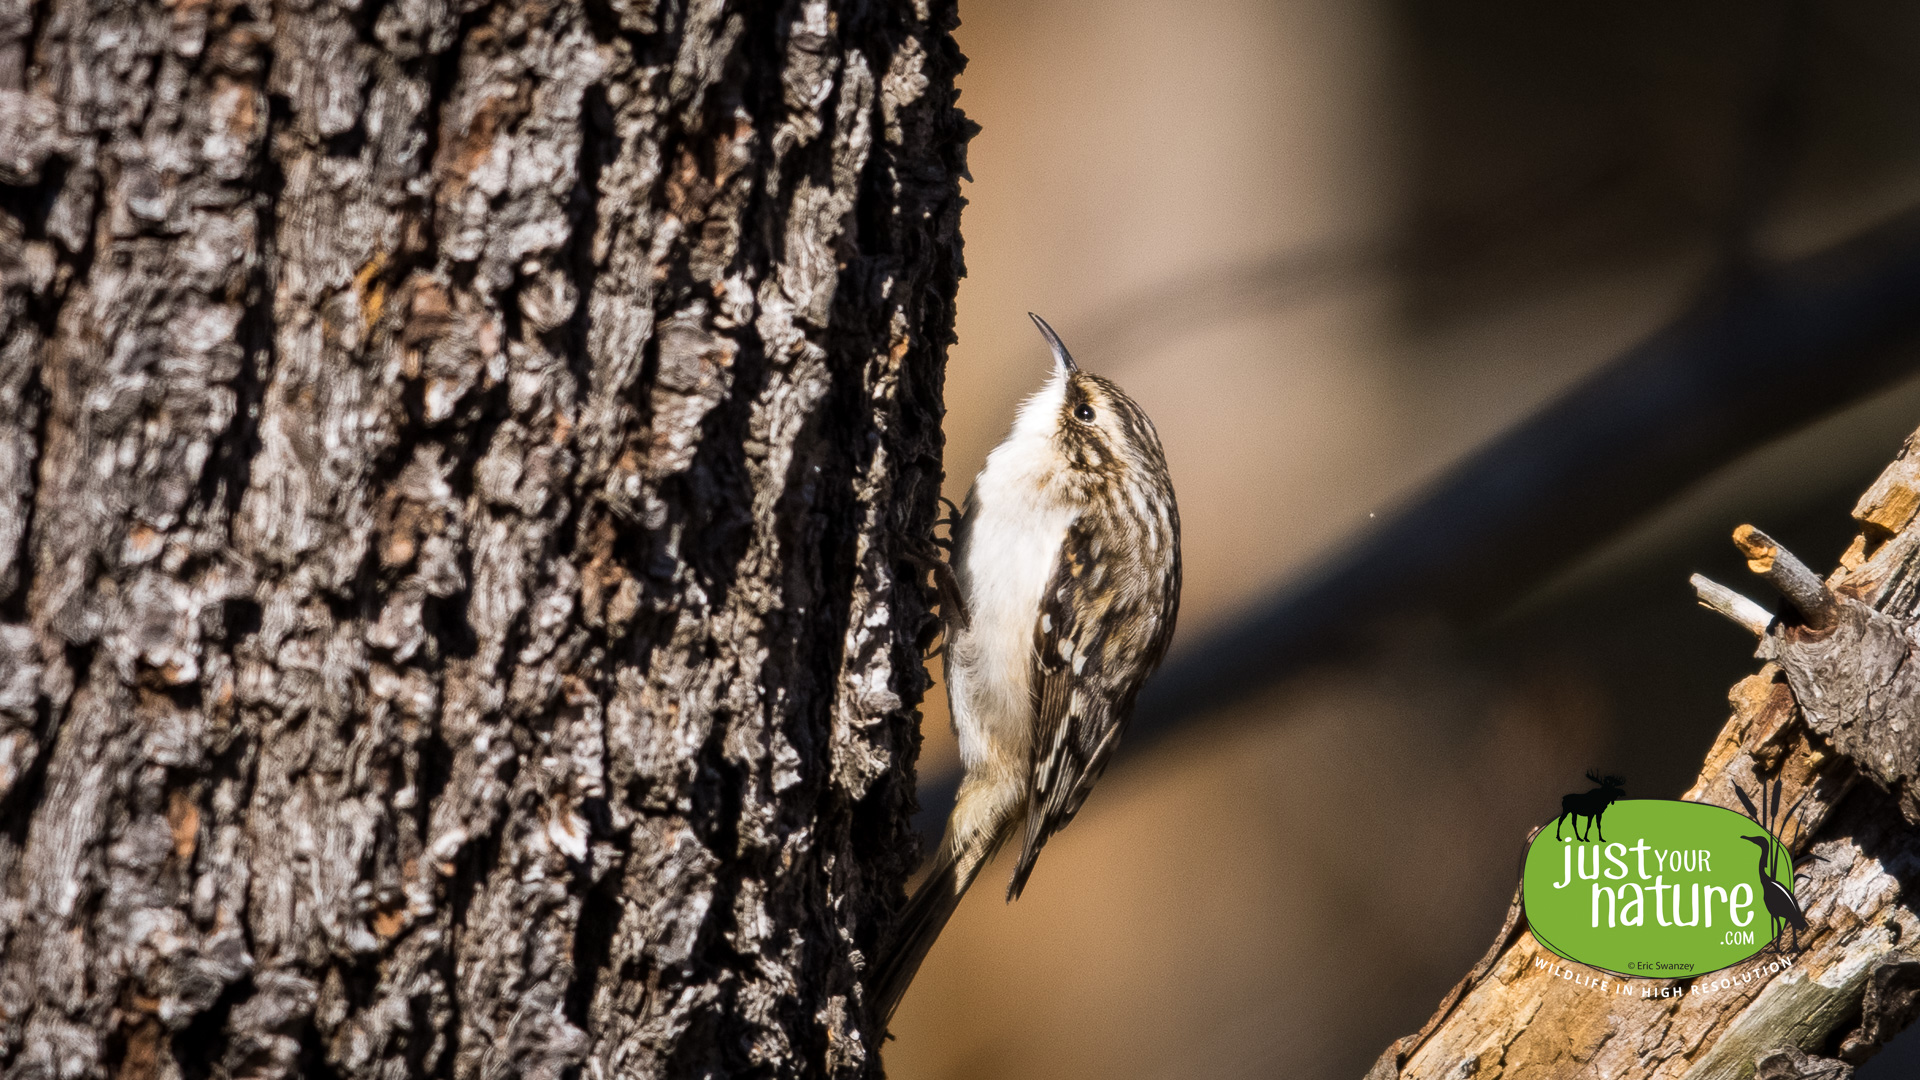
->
[1522, 798, 1797, 977]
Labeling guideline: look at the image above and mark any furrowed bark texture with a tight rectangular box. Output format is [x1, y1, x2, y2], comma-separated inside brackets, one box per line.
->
[0, 1, 968, 1078]
[1366, 423, 1920, 1080]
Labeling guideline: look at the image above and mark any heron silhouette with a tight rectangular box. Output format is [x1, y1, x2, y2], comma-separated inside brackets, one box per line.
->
[1731, 778, 1815, 954]
[1742, 834, 1807, 951]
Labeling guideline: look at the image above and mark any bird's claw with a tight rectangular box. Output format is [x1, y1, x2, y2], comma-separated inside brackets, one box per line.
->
[901, 531, 970, 632]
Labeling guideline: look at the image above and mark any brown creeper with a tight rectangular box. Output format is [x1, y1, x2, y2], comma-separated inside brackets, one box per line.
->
[872, 314, 1182, 1023]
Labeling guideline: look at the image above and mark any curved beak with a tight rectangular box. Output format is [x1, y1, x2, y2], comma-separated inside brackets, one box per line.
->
[1029, 312, 1078, 374]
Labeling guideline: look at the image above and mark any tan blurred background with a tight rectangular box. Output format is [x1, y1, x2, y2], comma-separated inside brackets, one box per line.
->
[886, 1, 1920, 1078]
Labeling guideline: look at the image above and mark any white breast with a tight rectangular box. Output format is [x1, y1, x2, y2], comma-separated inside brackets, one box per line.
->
[945, 375, 1075, 773]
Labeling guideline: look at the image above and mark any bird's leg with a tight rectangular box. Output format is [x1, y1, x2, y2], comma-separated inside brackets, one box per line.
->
[932, 554, 968, 631]
[900, 530, 970, 632]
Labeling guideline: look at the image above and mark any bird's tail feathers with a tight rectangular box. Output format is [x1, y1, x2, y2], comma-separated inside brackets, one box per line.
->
[870, 852, 969, 1026]
[1008, 809, 1052, 901]
[1010, 728, 1117, 901]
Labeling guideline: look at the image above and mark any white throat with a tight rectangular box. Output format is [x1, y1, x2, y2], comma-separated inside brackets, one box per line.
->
[945, 369, 1077, 773]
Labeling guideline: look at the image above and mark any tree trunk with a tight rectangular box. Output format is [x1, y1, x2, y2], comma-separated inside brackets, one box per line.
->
[0, 1, 967, 1077]
[1367, 423, 1920, 1080]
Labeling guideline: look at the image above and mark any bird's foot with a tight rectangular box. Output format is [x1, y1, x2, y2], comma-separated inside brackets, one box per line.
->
[901, 530, 970, 633]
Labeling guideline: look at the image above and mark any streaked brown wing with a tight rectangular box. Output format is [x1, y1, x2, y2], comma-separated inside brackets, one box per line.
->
[1007, 513, 1178, 899]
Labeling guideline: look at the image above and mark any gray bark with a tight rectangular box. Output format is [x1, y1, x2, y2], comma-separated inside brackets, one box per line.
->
[0, 1, 968, 1078]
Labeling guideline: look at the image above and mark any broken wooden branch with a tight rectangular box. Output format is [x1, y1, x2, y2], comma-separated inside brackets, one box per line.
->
[1734, 524, 1841, 630]
[1365, 423, 1920, 1080]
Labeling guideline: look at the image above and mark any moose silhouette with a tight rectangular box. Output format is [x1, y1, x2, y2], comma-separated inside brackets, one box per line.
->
[1555, 771, 1625, 843]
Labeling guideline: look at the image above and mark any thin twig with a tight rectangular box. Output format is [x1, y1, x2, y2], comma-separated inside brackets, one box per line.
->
[1691, 572, 1773, 637]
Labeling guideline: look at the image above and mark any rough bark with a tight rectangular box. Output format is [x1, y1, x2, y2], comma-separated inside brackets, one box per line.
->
[1365, 422, 1920, 1080]
[0, 1, 968, 1078]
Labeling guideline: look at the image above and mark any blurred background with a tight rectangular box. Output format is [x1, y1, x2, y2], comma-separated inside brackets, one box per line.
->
[883, 0, 1920, 1078]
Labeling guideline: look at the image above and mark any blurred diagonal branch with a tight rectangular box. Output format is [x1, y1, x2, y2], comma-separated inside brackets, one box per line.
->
[916, 205, 1920, 839]
[1366, 425, 1920, 1080]
[1716, 0, 1813, 276]
[1141, 204, 1920, 733]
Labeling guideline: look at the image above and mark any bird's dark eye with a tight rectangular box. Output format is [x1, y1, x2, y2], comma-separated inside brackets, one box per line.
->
[1074, 403, 1095, 423]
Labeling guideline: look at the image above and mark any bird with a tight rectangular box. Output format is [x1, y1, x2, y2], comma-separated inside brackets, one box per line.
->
[1741, 834, 1807, 952]
[869, 313, 1182, 1025]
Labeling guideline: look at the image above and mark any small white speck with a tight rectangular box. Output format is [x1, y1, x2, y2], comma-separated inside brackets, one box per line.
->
[548, 811, 590, 861]
[1041, 614, 1052, 632]
[429, 829, 468, 863]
